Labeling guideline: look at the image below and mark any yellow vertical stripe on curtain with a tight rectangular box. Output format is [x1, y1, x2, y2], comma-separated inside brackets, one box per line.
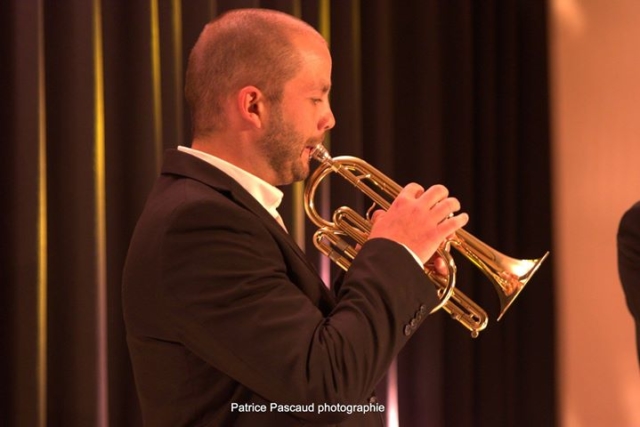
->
[350, 1, 361, 90]
[92, 0, 109, 425]
[210, 0, 218, 18]
[318, 0, 331, 159]
[291, 0, 331, 250]
[36, 1, 48, 426]
[292, 0, 301, 19]
[290, 0, 306, 250]
[172, 0, 184, 147]
[151, 0, 163, 170]
[315, 0, 332, 283]
[319, 0, 330, 45]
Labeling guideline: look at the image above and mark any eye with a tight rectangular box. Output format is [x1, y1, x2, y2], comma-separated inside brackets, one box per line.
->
[312, 98, 322, 105]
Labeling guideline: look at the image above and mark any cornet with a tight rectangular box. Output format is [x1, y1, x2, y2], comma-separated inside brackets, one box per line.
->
[303, 144, 549, 337]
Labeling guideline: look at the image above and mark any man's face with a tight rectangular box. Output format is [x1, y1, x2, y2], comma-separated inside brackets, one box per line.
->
[258, 36, 335, 186]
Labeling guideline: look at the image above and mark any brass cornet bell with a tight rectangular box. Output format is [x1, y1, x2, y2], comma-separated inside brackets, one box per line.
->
[304, 144, 549, 338]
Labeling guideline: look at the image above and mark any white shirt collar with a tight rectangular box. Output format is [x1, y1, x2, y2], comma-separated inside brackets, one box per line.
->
[177, 146, 284, 219]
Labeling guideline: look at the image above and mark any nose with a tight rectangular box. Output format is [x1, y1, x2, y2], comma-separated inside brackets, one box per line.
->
[319, 106, 335, 131]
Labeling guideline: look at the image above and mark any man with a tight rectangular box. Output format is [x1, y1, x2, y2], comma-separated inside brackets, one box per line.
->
[618, 201, 640, 364]
[123, 8, 468, 426]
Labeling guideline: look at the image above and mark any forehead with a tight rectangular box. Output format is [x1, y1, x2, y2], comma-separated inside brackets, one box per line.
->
[287, 34, 332, 91]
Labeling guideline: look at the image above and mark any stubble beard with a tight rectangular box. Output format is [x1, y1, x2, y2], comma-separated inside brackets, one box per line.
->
[258, 106, 316, 186]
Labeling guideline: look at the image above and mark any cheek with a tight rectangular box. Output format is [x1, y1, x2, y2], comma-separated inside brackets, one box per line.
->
[288, 103, 314, 127]
[282, 103, 318, 139]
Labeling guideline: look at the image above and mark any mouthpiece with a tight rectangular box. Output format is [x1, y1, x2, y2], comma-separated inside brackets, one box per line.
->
[310, 144, 332, 164]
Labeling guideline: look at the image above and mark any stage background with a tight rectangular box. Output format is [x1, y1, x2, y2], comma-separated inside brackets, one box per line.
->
[1, 0, 635, 426]
[551, 0, 640, 426]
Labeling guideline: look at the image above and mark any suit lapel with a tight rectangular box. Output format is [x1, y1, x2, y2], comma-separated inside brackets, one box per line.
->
[161, 149, 336, 304]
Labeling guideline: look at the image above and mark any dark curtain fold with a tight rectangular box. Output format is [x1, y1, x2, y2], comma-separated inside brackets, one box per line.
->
[0, 0, 555, 426]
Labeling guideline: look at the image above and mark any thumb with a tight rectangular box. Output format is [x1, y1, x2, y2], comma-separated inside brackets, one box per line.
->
[370, 209, 385, 224]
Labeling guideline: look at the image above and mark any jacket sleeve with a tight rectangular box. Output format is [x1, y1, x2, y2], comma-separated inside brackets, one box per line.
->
[618, 202, 640, 325]
[157, 192, 438, 422]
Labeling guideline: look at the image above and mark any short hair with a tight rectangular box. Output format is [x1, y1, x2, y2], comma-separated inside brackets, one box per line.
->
[185, 9, 316, 138]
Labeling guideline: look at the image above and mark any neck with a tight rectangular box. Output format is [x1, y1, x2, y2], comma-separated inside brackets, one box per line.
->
[190, 135, 274, 184]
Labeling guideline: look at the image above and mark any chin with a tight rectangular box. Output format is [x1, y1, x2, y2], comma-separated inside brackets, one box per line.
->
[291, 163, 310, 183]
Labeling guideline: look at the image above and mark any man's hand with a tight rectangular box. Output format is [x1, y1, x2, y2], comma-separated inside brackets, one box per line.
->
[426, 252, 451, 276]
[368, 183, 468, 264]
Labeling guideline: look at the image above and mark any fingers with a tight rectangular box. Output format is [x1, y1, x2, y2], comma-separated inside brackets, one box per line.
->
[370, 209, 385, 224]
[400, 183, 447, 203]
[400, 183, 463, 225]
[438, 212, 469, 237]
[430, 198, 461, 224]
[368, 182, 468, 264]
[419, 184, 449, 205]
[402, 182, 426, 198]
[429, 255, 449, 276]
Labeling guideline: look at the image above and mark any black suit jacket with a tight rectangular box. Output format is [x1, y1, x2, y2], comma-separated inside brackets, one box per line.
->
[123, 149, 438, 426]
[618, 201, 640, 363]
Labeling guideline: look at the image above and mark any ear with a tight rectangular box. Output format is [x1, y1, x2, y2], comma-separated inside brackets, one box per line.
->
[237, 86, 266, 129]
